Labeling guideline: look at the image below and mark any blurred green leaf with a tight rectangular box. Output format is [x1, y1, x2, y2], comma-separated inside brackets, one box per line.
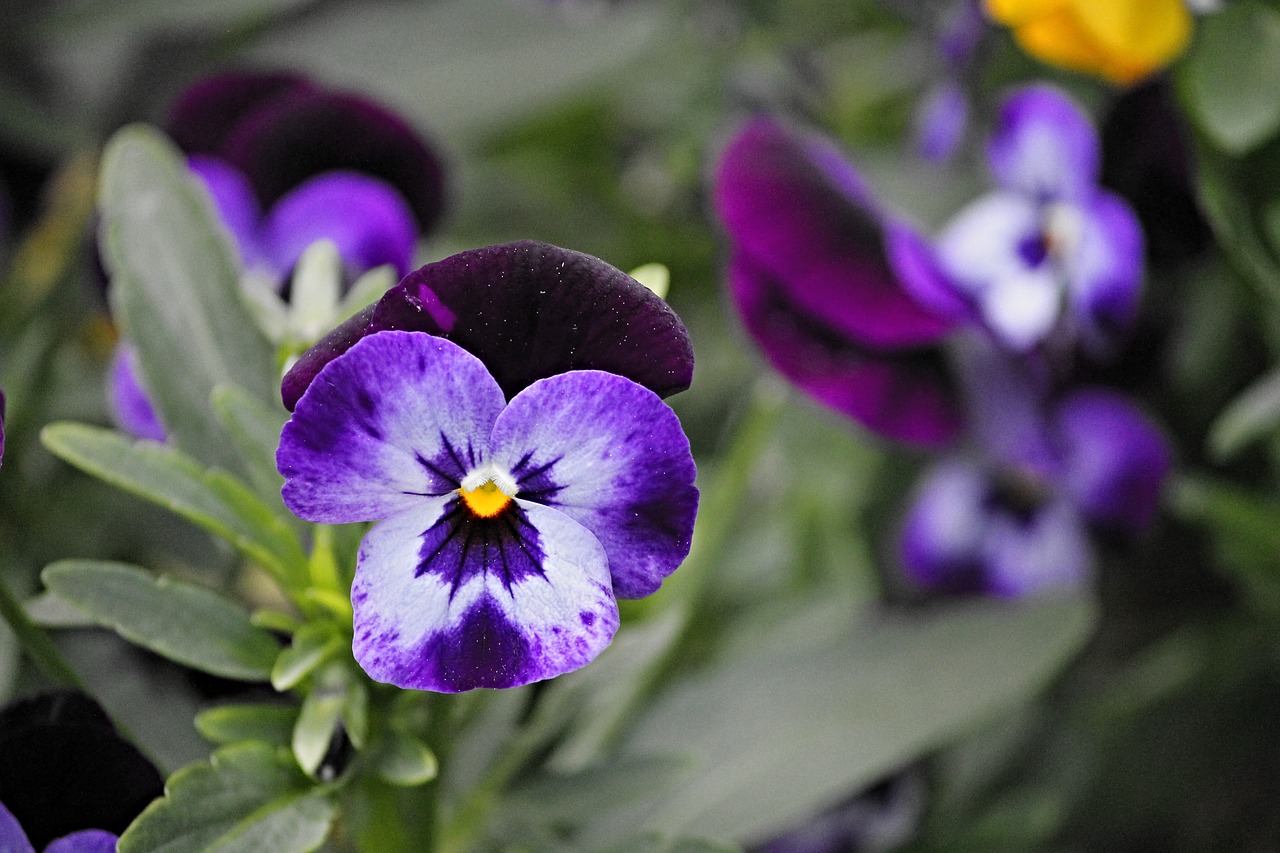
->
[1170, 476, 1280, 613]
[272, 622, 343, 691]
[293, 665, 348, 777]
[40, 423, 308, 588]
[42, 560, 280, 681]
[375, 730, 439, 788]
[602, 836, 742, 853]
[117, 742, 336, 853]
[197, 703, 299, 747]
[41, 0, 314, 33]
[246, 0, 668, 141]
[1207, 366, 1280, 459]
[593, 598, 1094, 844]
[211, 383, 289, 505]
[98, 124, 277, 475]
[1180, 0, 1280, 154]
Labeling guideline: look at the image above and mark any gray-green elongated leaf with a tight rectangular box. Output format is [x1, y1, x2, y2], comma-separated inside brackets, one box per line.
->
[375, 731, 439, 787]
[604, 836, 741, 853]
[42, 560, 280, 681]
[212, 383, 289, 504]
[98, 124, 277, 473]
[1180, 0, 1280, 154]
[601, 598, 1093, 844]
[197, 703, 299, 747]
[41, 423, 307, 588]
[118, 743, 336, 853]
[1208, 367, 1280, 460]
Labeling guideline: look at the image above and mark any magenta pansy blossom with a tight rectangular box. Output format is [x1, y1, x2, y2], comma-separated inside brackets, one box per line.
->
[278, 331, 698, 692]
[935, 85, 1144, 355]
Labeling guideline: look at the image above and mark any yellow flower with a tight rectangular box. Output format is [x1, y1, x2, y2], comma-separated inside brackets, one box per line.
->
[986, 0, 1193, 85]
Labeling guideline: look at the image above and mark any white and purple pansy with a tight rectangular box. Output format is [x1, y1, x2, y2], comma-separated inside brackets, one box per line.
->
[277, 331, 698, 692]
[934, 84, 1144, 355]
[899, 342, 1169, 598]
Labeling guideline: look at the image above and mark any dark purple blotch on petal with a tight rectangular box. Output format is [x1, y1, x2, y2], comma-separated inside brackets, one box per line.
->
[0, 691, 162, 849]
[415, 596, 534, 692]
[415, 499, 547, 593]
[282, 241, 694, 411]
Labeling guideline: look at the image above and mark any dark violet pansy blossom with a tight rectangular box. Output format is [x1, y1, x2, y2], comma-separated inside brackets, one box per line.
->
[934, 84, 1144, 355]
[277, 331, 698, 692]
[899, 341, 1169, 597]
[0, 691, 163, 851]
[713, 116, 963, 447]
[280, 240, 695, 412]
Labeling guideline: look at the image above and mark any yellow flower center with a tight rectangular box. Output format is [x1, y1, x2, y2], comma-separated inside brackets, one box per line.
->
[460, 480, 512, 518]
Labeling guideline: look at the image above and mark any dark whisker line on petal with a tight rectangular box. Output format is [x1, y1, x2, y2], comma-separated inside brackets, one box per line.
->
[515, 454, 563, 485]
[414, 450, 460, 487]
[503, 513, 549, 583]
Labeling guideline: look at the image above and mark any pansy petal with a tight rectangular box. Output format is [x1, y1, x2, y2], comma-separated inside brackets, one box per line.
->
[44, 830, 118, 853]
[988, 85, 1099, 201]
[0, 802, 35, 853]
[186, 156, 263, 269]
[260, 171, 417, 278]
[221, 87, 446, 234]
[166, 70, 312, 158]
[278, 332, 506, 524]
[1065, 190, 1144, 355]
[714, 117, 953, 349]
[488, 370, 698, 599]
[900, 459, 992, 594]
[913, 81, 969, 164]
[982, 499, 1093, 598]
[936, 191, 1042, 297]
[884, 220, 973, 323]
[730, 254, 962, 446]
[281, 241, 694, 410]
[1054, 388, 1169, 532]
[351, 499, 618, 692]
[979, 265, 1062, 351]
[107, 344, 167, 443]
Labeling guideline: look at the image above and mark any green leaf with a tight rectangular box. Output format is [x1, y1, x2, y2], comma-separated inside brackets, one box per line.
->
[41, 423, 308, 589]
[594, 598, 1094, 844]
[271, 623, 343, 691]
[117, 743, 336, 853]
[1180, 0, 1280, 154]
[98, 124, 277, 474]
[375, 731, 439, 787]
[602, 836, 741, 853]
[42, 560, 280, 681]
[1207, 366, 1280, 459]
[293, 665, 348, 777]
[211, 384, 289, 505]
[1169, 476, 1280, 612]
[196, 703, 299, 747]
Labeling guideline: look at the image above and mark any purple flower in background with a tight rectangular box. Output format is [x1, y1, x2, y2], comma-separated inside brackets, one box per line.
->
[911, 0, 985, 164]
[900, 339, 1169, 597]
[106, 344, 166, 443]
[166, 70, 445, 285]
[713, 116, 963, 447]
[935, 85, 1144, 355]
[281, 241, 694, 411]
[277, 331, 698, 691]
[0, 691, 162, 851]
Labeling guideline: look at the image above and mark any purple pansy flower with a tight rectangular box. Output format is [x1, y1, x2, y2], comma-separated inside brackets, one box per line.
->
[713, 116, 963, 447]
[899, 341, 1169, 597]
[0, 691, 162, 851]
[277, 331, 698, 692]
[911, 0, 984, 164]
[934, 85, 1144, 355]
[280, 241, 695, 412]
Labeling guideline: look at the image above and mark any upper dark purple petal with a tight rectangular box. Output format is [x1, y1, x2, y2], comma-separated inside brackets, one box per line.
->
[0, 802, 34, 853]
[43, 830, 119, 853]
[166, 70, 313, 158]
[0, 691, 162, 849]
[219, 85, 446, 234]
[1054, 388, 1170, 533]
[281, 241, 694, 411]
[728, 252, 961, 447]
[714, 116, 954, 349]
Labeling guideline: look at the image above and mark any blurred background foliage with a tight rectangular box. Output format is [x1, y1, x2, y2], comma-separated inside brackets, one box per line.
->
[2, 0, 1280, 850]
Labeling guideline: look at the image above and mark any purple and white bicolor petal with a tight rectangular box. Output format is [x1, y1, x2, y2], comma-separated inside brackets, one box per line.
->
[489, 370, 697, 598]
[278, 332, 505, 523]
[714, 116, 952, 349]
[980, 498, 1093, 598]
[0, 802, 34, 853]
[1063, 191, 1145, 355]
[900, 459, 991, 595]
[281, 242, 694, 411]
[186, 155, 264, 269]
[279, 330, 698, 691]
[260, 171, 417, 279]
[107, 344, 166, 443]
[43, 830, 119, 853]
[728, 253, 962, 446]
[987, 85, 1099, 202]
[351, 497, 618, 692]
[1054, 388, 1170, 533]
